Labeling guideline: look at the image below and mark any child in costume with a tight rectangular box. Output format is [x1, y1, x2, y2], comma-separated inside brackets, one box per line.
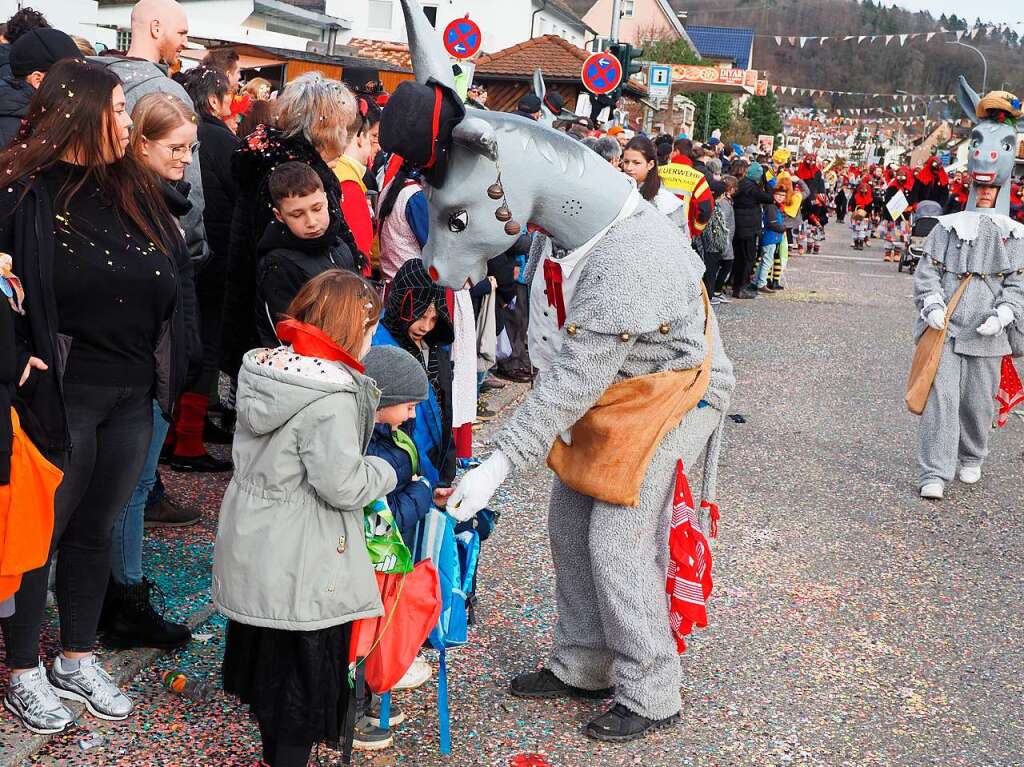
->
[849, 209, 869, 250]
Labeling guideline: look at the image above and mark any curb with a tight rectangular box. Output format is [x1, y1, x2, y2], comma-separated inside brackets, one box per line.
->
[0, 602, 217, 766]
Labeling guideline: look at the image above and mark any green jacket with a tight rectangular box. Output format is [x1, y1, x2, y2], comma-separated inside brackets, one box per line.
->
[212, 347, 397, 631]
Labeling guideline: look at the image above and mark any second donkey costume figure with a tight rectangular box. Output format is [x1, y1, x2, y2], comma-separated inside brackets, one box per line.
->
[380, 0, 735, 742]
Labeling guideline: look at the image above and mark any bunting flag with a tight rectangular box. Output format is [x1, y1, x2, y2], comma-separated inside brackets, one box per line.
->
[765, 25, 1016, 48]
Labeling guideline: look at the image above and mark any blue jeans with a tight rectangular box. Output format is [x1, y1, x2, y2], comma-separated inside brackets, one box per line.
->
[110, 401, 169, 585]
[754, 243, 777, 288]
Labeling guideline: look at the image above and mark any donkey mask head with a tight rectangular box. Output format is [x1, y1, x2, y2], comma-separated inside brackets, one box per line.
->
[957, 76, 1022, 217]
[391, 0, 633, 288]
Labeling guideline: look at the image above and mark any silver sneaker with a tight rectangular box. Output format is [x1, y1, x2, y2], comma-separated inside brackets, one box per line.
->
[48, 655, 133, 721]
[4, 662, 75, 734]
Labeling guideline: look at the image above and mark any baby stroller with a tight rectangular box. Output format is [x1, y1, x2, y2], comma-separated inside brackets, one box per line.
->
[900, 200, 943, 274]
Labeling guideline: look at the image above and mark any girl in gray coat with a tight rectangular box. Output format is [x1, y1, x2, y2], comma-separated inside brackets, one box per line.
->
[213, 270, 396, 766]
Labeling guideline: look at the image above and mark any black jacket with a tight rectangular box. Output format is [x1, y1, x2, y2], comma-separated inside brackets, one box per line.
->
[254, 218, 356, 347]
[0, 77, 33, 149]
[0, 296, 15, 483]
[220, 126, 357, 377]
[733, 177, 773, 239]
[0, 45, 10, 80]
[195, 112, 241, 300]
[0, 176, 197, 454]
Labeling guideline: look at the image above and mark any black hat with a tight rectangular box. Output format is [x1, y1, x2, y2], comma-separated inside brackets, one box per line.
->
[379, 79, 465, 188]
[10, 28, 84, 79]
[517, 94, 542, 114]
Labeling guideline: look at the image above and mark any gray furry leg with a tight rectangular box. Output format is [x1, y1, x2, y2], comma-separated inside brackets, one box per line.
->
[957, 354, 1000, 468]
[918, 343, 961, 487]
[588, 407, 720, 720]
[547, 477, 612, 691]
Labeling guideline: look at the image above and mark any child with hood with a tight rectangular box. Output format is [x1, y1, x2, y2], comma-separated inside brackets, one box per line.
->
[372, 258, 457, 489]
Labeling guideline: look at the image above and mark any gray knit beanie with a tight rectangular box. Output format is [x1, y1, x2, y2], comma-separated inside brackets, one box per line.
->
[362, 346, 429, 408]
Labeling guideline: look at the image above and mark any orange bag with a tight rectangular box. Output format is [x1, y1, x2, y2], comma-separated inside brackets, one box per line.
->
[349, 559, 441, 694]
[0, 408, 61, 602]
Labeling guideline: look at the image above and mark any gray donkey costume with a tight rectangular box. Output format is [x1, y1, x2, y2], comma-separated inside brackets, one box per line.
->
[382, 0, 735, 742]
[914, 78, 1024, 499]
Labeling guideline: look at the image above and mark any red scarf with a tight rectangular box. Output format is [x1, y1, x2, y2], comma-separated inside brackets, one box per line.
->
[997, 356, 1024, 427]
[666, 460, 714, 654]
[915, 157, 949, 187]
[542, 259, 566, 328]
[795, 159, 819, 182]
[853, 185, 873, 209]
[888, 166, 914, 193]
[275, 319, 365, 373]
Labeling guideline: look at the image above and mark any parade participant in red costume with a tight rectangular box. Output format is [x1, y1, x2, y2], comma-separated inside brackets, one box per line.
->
[911, 156, 950, 207]
[882, 166, 915, 262]
[796, 154, 826, 253]
[946, 171, 969, 213]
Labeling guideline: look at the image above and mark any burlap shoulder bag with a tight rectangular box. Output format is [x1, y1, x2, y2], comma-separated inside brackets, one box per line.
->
[546, 287, 713, 507]
[905, 275, 972, 415]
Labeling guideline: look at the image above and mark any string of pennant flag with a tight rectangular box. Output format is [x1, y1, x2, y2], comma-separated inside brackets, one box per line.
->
[769, 85, 954, 101]
[772, 26, 1006, 48]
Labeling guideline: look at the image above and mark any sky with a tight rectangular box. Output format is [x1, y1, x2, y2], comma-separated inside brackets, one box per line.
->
[894, 0, 1021, 26]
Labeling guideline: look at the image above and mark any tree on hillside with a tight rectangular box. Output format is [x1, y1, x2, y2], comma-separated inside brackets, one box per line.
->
[744, 91, 783, 137]
[690, 93, 734, 140]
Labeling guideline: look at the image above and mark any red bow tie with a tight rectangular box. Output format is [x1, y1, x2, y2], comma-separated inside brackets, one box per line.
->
[543, 258, 566, 329]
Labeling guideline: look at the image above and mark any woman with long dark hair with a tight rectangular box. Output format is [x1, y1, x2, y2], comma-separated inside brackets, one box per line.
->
[0, 59, 189, 734]
[621, 136, 686, 232]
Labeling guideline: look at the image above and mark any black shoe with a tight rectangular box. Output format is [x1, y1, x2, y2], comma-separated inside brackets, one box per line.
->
[584, 703, 680, 743]
[102, 578, 191, 650]
[494, 368, 533, 383]
[203, 417, 234, 445]
[169, 452, 232, 473]
[158, 442, 174, 465]
[144, 497, 201, 528]
[735, 289, 758, 299]
[509, 668, 613, 700]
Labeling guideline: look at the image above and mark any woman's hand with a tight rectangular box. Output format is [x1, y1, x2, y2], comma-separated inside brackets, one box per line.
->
[19, 357, 47, 387]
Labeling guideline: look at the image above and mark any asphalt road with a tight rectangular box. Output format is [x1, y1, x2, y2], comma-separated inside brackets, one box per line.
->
[23, 224, 1024, 767]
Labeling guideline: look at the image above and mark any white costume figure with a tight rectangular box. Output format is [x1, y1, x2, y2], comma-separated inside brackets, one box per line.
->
[379, 0, 735, 743]
[914, 80, 1024, 499]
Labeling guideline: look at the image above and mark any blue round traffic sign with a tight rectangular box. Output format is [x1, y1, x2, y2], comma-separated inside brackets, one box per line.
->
[581, 51, 623, 96]
[444, 17, 482, 60]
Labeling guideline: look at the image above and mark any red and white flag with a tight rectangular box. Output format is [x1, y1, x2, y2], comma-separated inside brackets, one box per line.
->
[995, 355, 1024, 428]
[665, 460, 713, 654]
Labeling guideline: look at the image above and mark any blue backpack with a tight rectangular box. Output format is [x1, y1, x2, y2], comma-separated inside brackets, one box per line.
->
[415, 508, 480, 754]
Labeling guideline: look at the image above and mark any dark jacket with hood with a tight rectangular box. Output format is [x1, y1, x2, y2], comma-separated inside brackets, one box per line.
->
[195, 111, 241, 302]
[733, 174, 773, 239]
[366, 423, 433, 548]
[0, 77, 32, 148]
[221, 125, 360, 377]
[254, 216, 356, 347]
[372, 258, 456, 487]
[0, 288, 15, 484]
[0, 173, 199, 455]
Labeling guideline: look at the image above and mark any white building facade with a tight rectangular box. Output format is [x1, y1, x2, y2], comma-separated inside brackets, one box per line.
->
[0, 0, 101, 42]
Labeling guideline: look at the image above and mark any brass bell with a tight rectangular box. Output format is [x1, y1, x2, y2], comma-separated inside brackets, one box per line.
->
[495, 205, 512, 222]
[566, 323, 578, 336]
[619, 332, 631, 342]
[659, 323, 671, 335]
[487, 182, 504, 200]
[504, 220, 522, 236]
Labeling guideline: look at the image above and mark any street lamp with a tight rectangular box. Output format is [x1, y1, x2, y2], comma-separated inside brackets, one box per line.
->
[947, 40, 988, 93]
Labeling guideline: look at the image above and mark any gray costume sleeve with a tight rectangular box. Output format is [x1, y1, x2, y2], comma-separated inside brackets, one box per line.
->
[914, 227, 947, 315]
[996, 267, 1024, 322]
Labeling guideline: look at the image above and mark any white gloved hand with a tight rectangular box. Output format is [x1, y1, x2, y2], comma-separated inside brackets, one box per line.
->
[976, 310, 1008, 336]
[448, 450, 510, 523]
[925, 308, 946, 331]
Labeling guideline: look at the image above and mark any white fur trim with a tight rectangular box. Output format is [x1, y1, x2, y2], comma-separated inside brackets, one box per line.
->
[936, 211, 1024, 242]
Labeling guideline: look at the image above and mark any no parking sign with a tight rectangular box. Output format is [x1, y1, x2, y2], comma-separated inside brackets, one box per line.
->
[443, 16, 482, 60]
[581, 51, 623, 96]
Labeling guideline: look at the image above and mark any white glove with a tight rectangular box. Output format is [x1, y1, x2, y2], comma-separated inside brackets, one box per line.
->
[448, 450, 510, 522]
[925, 308, 946, 331]
[976, 305, 1013, 336]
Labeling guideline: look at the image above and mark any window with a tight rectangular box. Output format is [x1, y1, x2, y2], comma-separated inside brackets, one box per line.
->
[621, 0, 635, 18]
[423, 6, 438, 27]
[368, 0, 393, 29]
[116, 28, 132, 50]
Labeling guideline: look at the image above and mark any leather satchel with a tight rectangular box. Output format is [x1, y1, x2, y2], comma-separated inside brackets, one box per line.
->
[905, 275, 972, 415]
[546, 287, 713, 507]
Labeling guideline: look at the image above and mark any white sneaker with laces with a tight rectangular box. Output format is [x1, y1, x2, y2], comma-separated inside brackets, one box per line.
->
[920, 482, 944, 500]
[48, 654, 133, 721]
[958, 466, 981, 484]
[393, 656, 432, 691]
[3, 662, 75, 734]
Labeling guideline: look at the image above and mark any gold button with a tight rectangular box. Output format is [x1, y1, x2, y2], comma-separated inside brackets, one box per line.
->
[566, 323, 578, 336]
[659, 323, 671, 335]
[619, 332, 630, 342]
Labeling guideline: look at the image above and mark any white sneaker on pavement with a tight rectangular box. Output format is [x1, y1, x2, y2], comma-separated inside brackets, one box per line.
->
[3, 663, 75, 734]
[958, 466, 981, 484]
[920, 482, 944, 500]
[393, 656, 432, 691]
[48, 654, 134, 721]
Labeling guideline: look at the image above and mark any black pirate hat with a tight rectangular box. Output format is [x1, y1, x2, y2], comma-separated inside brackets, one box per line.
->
[379, 78, 466, 188]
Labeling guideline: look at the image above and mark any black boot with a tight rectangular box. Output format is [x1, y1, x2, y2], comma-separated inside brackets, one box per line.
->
[584, 703, 680, 743]
[103, 579, 191, 650]
[509, 668, 613, 700]
[203, 416, 234, 445]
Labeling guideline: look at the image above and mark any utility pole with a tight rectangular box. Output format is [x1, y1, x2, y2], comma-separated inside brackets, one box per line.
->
[610, 0, 621, 43]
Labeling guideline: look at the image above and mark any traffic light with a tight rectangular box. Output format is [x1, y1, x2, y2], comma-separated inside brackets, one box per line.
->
[604, 42, 644, 104]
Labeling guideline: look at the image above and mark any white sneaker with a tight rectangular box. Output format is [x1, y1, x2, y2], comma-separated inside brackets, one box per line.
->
[48, 654, 133, 721]
[393, 656, 432, 691]
[958, 466, 981, 484]
[920, 482, 944, 500]
[3, 663, 75, 734]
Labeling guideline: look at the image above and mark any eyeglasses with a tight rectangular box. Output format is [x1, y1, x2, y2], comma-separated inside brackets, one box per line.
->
[154, 140, 200, 160]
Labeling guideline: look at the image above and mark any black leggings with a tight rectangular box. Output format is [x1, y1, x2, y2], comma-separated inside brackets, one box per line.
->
[257, 717, 314, 767]
[732, 236, 759, 293]
[2, 383, 151, 669]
